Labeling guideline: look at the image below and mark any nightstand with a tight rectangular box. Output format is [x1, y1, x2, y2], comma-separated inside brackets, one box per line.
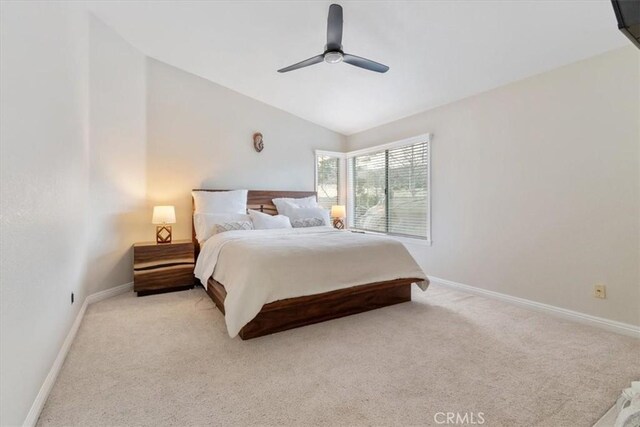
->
[133, 239, 195, 296]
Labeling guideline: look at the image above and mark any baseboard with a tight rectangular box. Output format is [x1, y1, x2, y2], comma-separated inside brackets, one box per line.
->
[428, 276, 640, 339]
[22, 282, 133, 427]
[85, 281, 133, 305]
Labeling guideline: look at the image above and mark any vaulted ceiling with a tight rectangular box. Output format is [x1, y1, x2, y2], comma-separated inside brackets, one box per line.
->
[89, 1, 628, 135]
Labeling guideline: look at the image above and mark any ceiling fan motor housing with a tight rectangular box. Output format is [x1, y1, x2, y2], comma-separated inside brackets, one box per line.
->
[324, 50, 344, 64]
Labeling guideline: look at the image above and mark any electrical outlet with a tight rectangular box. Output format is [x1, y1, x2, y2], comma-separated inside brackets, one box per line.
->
[594, 285, 606, 299]
[71, 292, 74, 304]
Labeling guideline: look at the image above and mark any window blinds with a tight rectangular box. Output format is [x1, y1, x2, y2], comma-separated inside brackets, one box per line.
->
[387, 142, 429, 237]
[350, 151, 386, 232]
[316, 155, 340, 209]
[348, 141, 429, 239]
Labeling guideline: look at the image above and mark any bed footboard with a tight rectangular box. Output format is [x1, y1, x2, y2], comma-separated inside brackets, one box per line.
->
[206, 278, 417, 340]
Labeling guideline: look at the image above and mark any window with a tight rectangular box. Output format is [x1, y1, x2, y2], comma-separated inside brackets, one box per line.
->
[350, 151, 386, 232]
[348, 138, 430, 240]
[315, 153, 340, 209]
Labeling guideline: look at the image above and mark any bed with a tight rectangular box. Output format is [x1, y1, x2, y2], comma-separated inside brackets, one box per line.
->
[192, 189, 428, 340]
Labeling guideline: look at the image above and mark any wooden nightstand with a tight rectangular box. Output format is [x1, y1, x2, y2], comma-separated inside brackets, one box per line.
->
[133, 239, 195, 296]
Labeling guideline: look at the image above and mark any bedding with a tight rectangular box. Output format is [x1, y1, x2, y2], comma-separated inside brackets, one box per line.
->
[291, 217, 325, 228]
[272, 196, 318, 216]
[285, 205, 331, 226]
[193, 213, 251, 243]
[194, 227, 428, 337]
[192, 189, 248, 214]
[248, 209, 292, 229]
[214, 221, 253, 234]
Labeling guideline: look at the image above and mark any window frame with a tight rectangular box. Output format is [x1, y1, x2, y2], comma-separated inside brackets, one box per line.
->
[314, 150, 346, 210]
[347, 134, 432, 244]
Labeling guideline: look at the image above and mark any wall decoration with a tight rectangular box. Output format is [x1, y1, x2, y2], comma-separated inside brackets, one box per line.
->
[253, 132, 264, 152]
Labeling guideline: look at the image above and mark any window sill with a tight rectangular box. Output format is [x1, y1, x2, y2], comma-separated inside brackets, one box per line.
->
[347, 229, 432, 247]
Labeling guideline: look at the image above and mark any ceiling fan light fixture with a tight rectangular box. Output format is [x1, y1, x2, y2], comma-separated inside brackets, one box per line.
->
[324, 51, 343, 64]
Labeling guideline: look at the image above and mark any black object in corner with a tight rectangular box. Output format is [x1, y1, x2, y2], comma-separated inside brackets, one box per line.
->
[612, 0, 640, 49]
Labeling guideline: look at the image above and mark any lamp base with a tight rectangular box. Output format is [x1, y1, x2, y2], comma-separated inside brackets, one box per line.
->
[156, 225, 172, 244]
[332, 218, 344, 229]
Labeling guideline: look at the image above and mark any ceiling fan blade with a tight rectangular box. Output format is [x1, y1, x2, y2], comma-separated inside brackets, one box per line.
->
[326, 4, 343, 51]
[277, 54, 324, 73]
[342, 53, 389, 73]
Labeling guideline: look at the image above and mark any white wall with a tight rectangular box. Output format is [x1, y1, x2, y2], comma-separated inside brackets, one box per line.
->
[0, 4, 148, 425]
[347, 47, 640, 326]
[86, 15, 147, 295]
[0, 3, 90, 425]
[146, 58, 346, 240]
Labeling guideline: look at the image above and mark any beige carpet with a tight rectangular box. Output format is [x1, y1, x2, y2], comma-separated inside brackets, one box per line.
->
[37, 285, 639, 427]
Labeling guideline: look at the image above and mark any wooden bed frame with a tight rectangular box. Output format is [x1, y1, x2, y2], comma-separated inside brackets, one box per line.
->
[192, 189, 421, 340]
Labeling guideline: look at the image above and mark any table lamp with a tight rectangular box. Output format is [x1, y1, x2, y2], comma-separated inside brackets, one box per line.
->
[152, 206, 176, 244]
[331, 205, 345, 229]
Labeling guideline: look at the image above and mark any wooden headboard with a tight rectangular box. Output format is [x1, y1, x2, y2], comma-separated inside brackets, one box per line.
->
[191, 189, 317, 256]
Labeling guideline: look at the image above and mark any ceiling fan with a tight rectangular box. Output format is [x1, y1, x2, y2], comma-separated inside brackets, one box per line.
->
[277, 4, 389, 74]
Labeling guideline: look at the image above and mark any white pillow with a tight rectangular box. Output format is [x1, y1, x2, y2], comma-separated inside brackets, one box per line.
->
[272, 196, 318, 216]
[248, 210, 292, 230]
[284, 205, 331, 226]
[194, 213, 250, 243]
[192, 190, 248, 214]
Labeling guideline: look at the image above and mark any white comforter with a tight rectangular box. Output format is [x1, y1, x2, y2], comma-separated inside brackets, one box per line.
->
[194, 227, 428, 337]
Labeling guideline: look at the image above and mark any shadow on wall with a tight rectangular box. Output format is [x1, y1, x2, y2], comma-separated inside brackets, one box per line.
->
[83, 208, 150, 295]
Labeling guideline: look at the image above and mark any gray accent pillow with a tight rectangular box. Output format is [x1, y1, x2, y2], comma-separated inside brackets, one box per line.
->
[213, 221, 254, 235]
[291, 217, 325, 228]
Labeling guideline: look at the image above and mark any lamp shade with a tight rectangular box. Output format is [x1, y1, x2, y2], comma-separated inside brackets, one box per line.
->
[331, 205, 346, 219]
[152, 206, 176, 224]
